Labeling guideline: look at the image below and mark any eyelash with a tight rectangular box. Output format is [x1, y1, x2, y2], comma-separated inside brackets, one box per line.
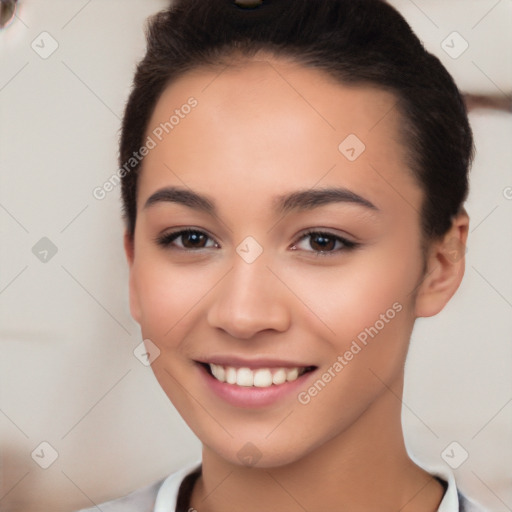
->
[154, 228, 360, 257]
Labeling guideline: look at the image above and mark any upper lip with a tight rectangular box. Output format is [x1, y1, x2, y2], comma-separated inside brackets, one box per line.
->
[196, 356, 316, 369]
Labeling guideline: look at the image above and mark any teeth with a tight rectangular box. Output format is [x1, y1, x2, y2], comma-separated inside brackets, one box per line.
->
[237, 367, 253, 387]
[210, 364, 225, 382]
[226, 366, 237, 384]
[208, 364, 308, 388]
[286, 367, 299, 381]
[272, 368, 287, 385]
[253, 369, 272, 387]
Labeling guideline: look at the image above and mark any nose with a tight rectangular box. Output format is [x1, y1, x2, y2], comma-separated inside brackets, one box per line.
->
[207, 255, 291, 340]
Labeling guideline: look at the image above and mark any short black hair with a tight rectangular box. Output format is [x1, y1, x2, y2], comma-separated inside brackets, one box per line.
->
[120, 0, 474, 247]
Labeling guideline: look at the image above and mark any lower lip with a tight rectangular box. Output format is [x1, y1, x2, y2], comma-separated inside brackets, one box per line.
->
[196, 363, 317, 408]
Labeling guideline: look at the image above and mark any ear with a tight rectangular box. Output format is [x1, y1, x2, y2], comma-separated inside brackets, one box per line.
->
[414, 209, 469, 318]
[124, 230, 142, 324]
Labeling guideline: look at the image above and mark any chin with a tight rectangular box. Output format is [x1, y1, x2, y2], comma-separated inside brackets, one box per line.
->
[199, 429, 323, 470]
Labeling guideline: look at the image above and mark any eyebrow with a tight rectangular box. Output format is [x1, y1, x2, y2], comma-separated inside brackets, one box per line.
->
[143, 186, 379, 215]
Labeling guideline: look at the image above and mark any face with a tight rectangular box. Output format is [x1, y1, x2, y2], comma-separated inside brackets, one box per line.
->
[125, 57, 429, 467]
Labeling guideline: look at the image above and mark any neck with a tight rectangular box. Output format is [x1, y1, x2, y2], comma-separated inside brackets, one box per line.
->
[190, 374, 445, 512]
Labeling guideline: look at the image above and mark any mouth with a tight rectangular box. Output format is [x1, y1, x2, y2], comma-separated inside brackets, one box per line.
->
[198, 362, 317, 388]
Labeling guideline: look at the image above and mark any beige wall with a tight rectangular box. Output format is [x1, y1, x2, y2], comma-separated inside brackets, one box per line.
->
[0, 1, 510, 511]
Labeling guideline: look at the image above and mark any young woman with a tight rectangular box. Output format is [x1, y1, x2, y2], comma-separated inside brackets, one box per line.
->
[79, 0, 486, 510]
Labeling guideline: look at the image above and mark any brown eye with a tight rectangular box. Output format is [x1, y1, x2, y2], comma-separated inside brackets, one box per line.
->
[180, 231, 209, 248]
[291, 230, 359, 256]
[156, 229, 218, 250]
[309, 233, 336, 252]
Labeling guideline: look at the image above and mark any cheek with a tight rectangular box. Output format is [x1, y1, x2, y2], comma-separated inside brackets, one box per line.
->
[286, 252, 420, 430]
[133, 254, 239, 366]
[133, 259, 211, 343]
[279, 244, 421, 345]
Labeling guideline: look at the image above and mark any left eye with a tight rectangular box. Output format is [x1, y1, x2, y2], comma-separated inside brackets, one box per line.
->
[291, 231, 358, 255]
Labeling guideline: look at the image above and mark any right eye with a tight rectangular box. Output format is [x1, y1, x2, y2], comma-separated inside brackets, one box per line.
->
[155, 229, 220, 251]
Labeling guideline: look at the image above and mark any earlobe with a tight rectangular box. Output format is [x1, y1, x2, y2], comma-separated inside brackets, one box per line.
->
[414, 210, 469, 318]
[124, 230, 135, 267]
[123, 231, 142, 324]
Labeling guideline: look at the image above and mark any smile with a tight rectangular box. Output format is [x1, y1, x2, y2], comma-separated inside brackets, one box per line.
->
[195, 358, 318, 407]
[205, 363, 315, 388]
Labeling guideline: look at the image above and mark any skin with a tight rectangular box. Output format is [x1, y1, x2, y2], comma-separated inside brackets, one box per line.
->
[124, 56, 469, 512]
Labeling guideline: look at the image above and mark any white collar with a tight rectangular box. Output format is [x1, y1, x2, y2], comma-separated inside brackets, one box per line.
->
[408, 450, 461, 512]
[153, 456, 461, 511]
[153, 458, 201, 512]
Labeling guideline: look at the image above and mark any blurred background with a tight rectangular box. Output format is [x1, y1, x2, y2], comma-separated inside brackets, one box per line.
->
[0, 1, 511, 511]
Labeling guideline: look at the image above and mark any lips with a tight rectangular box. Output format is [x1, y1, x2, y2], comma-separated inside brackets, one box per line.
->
[197, 360, 316, 388]
[194, 358, 318, 408]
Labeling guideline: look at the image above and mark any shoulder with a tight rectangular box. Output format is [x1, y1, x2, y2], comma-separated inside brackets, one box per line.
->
[74, 477, 165, 512]
[73, 459, 202, 512]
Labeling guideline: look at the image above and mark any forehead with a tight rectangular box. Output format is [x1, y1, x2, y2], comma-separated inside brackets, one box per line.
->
[138, 56, 421, 217]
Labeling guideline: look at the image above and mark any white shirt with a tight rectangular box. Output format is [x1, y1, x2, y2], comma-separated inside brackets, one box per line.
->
[77, 456, 488, 512]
